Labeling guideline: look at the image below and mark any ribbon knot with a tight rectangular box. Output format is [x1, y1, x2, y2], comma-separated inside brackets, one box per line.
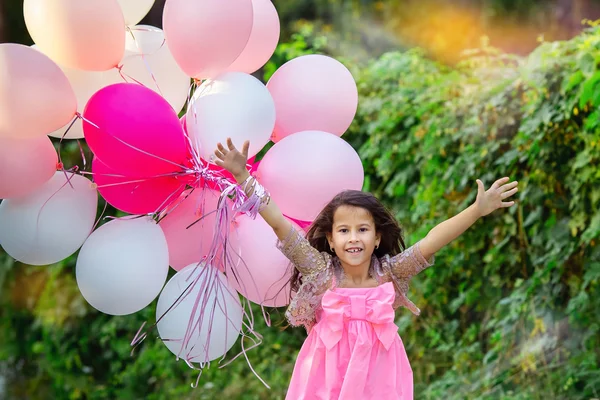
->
[315, 283, 398, 351]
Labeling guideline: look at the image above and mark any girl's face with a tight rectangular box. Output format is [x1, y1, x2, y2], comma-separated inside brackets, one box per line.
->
[326, 205, 381, 269]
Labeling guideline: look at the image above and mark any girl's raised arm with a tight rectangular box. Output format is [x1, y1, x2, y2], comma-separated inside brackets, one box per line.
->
[214, 139, 327, 276]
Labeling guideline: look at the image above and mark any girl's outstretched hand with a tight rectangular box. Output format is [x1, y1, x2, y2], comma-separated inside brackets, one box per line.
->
[214, 138, 250, 180]
[475, 177, 518, 217]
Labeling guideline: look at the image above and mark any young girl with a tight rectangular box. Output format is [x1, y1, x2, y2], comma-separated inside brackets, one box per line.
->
[214, 138, 518, 400]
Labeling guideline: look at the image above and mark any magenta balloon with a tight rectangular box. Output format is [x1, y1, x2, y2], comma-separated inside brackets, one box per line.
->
[163, 0, 253, 79]
[257, 130, 364, 221]
[285, 215, 311, 231]
[159, 188, 238, 271]
[0, 136, 57, 199]
[83, 83, 189, 176]
[267, 55, 358, 142]
[228, 215, 296, 307]
[93, 158, 186, 215]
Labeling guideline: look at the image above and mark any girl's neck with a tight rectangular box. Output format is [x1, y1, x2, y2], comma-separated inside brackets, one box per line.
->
[338, 258, 372, 286]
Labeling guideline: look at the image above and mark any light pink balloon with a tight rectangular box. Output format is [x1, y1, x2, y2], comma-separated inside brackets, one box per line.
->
[159, 188, 238, 271]
[267, 55, 358, 142]
[257, 130, 364, 221]
[228, 215, 297, 307]
[0, 136, 57, 199]
[226, 0, 280, 74]
[163, 0, 254, 79]
[0, 44, 77, 139]
[93, 158, 186, 215]
[24, 0, 125, 71]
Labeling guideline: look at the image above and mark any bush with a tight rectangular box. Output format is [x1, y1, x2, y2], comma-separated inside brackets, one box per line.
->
[346, 23, 600, 400]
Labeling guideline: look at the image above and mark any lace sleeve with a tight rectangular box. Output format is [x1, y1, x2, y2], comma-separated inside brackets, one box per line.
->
[389, 241, 435, 279]
[276, 226, 328, 276]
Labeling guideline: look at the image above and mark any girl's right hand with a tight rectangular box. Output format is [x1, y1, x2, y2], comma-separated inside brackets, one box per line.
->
[214, 138, 251, 182]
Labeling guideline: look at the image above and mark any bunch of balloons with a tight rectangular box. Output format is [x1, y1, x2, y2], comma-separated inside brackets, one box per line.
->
[0, 0, 364, 374]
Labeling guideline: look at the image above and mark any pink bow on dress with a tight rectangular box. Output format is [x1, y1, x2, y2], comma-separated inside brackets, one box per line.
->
[316, 282, 399, 351]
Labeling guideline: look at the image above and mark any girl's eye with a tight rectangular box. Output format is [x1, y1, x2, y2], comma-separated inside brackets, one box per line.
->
[339, 229, 348, 233]
[360, 228, 368, 232]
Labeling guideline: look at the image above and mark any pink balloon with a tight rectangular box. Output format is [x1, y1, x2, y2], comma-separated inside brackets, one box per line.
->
[226, 0, 280, 74]
[159, 188, 238, 271]
[257, 130, 364, 221]
[24, 0, 125, 71]
[83, 83, 190, 177]
[163, 0, 254, 79]
[0, 44, 76, 139]
[267, 55, 358, 142]
[0, 136, 58, 199]
[93, 158, 187, 215]
[228, 215, 297, 307]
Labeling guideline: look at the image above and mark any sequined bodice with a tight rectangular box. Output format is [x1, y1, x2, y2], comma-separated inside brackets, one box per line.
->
[276, 227, 435, 332]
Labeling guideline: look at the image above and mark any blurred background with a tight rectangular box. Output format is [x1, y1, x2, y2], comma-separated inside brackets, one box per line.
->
[1, 0, 600, 399]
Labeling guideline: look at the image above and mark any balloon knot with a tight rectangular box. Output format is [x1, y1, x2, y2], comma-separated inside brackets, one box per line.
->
[90, 183, 98, 190]
[56, 162, 64, 170]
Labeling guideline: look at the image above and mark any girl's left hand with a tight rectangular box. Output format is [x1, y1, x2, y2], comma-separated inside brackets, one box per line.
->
[475, 177, 518, 217]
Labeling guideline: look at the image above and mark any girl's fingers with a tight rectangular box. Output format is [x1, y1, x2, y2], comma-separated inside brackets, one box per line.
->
[226, 137, 237, 151]
[242, 140, 250, 158]
[499, 181, 518, 192]
[491, 177, 510, 190]
[214, 159, 225, 167]
[501, 187, 518, 199]
[501, 201, 515, 207]
[217, 142, 228, 154]
[214, 150, 225, 160]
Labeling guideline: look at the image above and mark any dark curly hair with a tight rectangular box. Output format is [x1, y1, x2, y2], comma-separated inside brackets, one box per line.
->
[289, 190, 406, 293]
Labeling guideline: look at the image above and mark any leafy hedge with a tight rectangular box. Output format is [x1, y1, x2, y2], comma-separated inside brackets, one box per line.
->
[346, 23, 600, 399]
[1, 22, 599, 400]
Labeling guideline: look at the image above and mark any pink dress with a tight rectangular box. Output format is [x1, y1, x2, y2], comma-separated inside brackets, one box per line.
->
[286, 280, 413, 400]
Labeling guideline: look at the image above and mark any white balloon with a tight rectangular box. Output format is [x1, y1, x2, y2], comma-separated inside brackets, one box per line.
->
[117, 0, 155, 26]
[157, 263, 242, 363]
[105, 25, 190, 113]
[0, 172, 98, 265]
[185, 72, 275, 161]
[76, 216, 169, 315]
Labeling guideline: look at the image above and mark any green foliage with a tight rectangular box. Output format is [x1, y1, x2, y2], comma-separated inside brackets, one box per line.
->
[2, 20, 600, 400]
[346, 22, 600, 399]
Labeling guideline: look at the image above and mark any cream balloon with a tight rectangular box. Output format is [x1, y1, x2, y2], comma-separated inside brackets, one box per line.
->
[116, 25, 190, 113]
[30, 44, 113, 139]
[24, 0, 126, 71]
[76, 216, 170, 316]
[0, 43, 76, 139]
[117, 0, 155, 26]
[157, 263, 243, 362]
[0, 172, 98, 265]
[185, 72, 275, 161]
[47, 64, 111, 139]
